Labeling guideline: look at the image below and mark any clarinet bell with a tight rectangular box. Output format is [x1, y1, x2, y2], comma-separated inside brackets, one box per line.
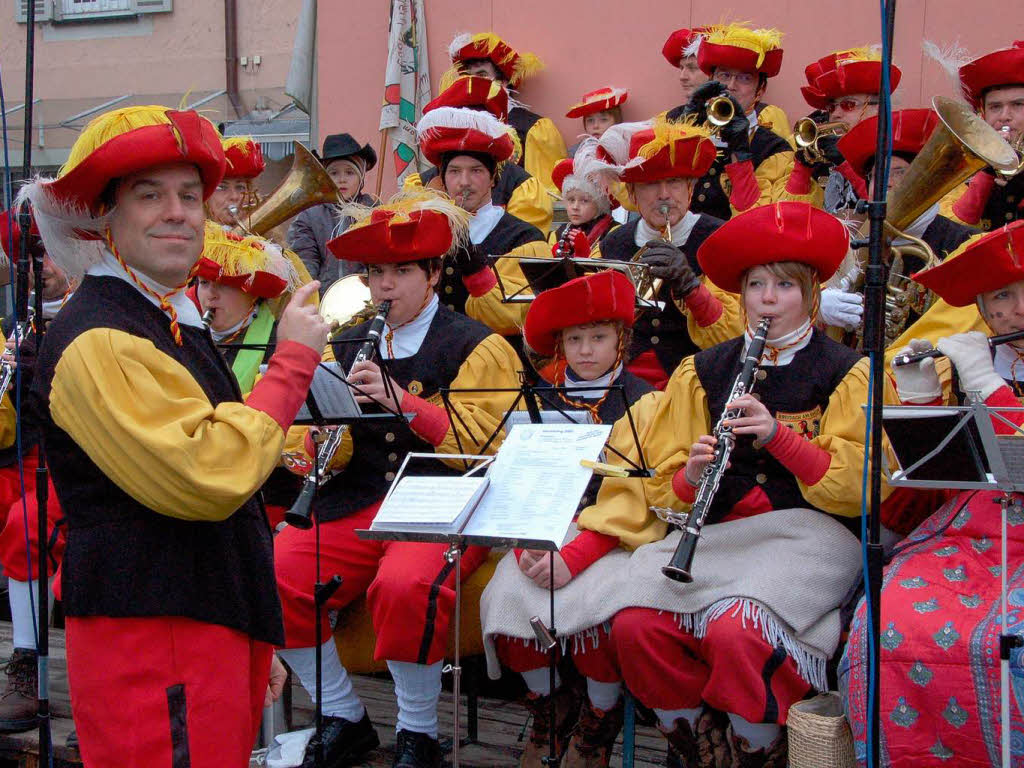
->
[284, 480, 316, 529]
[662, 530, 698, 583]
[662, 563, 695, 583]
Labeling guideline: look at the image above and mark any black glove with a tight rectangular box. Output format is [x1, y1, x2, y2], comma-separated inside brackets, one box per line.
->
[452, 243, 490, 277]
[638, 241, 700, 299]
[677, 80, 727, 126]
[717, 94, 751, 159]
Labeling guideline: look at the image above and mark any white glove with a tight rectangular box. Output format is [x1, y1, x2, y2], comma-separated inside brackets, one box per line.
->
[936, 331, 1005, 401]
[819, 288, 864, 331]
[892, 338, 941, 403]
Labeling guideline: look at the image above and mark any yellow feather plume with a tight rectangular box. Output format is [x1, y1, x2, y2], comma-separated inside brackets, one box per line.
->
[62, 105, 177, 177]
[636, 117, 712, 168]
[833, 46, 882, 63]
[339, 188, 472, 256]
[221, 136, 258, 156]
[704, 22, 783, 68]
[201, 221, 298, 290]
[467, 32, 544, 86]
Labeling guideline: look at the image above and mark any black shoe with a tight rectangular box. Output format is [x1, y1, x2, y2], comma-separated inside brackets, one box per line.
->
[0, 649, 37, 733]
[392, 729, 441, 768]
[301, 710, 379, 768]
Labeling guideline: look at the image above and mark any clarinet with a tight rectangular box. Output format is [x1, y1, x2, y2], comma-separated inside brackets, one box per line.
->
[663, 317, 772, 582]
[0, 315, 32, 395]
[285, 299, 393, 529]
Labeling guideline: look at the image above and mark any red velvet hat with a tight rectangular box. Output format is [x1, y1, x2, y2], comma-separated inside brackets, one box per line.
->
[960, 41, 1024, 109]
[194, 223, 294, 299]
[416, 107, 515, 167]
[801, 48, 902, 109]
[837, 109, 939, 179]
[327, 190, 467, 264]
[524, 270, 636, 356]
[662, 28, 707, 68]
[698, 202, 850, 293]
[0, 209, 39, 260]
[47, 106, 226, 214]
[619, 120, 717, 184]
[565, 87, 629, 119]
[425, 76, 509, 121]
[221, 137, 265, 180]
[695, 23, 784, 78]
[912, 221, 1024, 307]
[448, 32, 544, 88]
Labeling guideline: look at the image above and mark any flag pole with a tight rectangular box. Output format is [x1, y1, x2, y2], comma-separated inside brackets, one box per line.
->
[374, 129, 389, 200]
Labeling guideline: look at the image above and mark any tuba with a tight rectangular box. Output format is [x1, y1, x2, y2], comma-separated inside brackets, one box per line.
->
[829, 96, 1019, 348]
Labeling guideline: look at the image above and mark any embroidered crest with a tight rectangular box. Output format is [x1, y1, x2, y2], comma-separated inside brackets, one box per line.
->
[934, 621, 960, 650]
[913, 598, 940, 614]
[972, 537, 993, 553]
[959, 593, 983, 608]
[881, 622, 904, 651]
[775, 406, 823, 440]
[408, 380, 424, 396]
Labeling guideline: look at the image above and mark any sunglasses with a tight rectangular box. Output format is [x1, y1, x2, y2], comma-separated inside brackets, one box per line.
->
[829, 98, 879, 113]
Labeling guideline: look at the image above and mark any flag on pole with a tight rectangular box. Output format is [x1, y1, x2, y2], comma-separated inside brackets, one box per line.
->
[380, 0, 431, 185]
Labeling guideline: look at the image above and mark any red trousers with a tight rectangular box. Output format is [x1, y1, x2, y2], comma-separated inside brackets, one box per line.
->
[612, 607, 811, 725]
[0, 451, 38, 527]
[275, 502, 490, 662]
[66, 615, 272, 768]
[0, 477, 63, 581]
[264, 504, 287, 531]
[495, 623, 621, 683]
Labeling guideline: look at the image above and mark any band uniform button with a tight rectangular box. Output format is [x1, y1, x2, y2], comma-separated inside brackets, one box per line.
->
[703, 182, 711, 189]
[651, 318, 661, 327]
[446, 266, 455, 275]
[385, 432, 396, 443]
[444, 285, 454, 294]
[756, 473, 768, 484]
[388, 453, 398, 463]
[651, 336, 660, 345]
[708, 168, 717, 176]
[385, 471, 396, 482]
[447, 304, 455, 311]
[697, 194, 706, 202]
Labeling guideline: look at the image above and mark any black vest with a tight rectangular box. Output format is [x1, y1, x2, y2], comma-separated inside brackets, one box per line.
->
[508, 107, 543, 168]
[315, 305, 494, 522]
[978, 172, 1024, 231]
[693, 329, 862, 533]
[34, 276, 283, 644]
[922, 214, 976, 261]
[420, 163, 532, 210]
[599, 215, 723, 375]
[437, 212, 544, 317]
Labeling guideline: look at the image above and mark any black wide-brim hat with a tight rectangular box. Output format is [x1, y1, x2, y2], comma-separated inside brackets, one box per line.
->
[318, 133, 377, 171]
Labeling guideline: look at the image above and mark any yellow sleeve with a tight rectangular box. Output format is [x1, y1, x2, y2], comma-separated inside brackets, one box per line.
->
[523, 118, 567, 194]
[402, 172, 424, 191]
[466, 240, 549, 336]
[577, 364, 710, 548]
[758, 104, 792, 145]
[684, 279, 745, 349]
[798, 357, 895, 516]
[506, 175, 554, 234]
[435, 333, 522, 464]
[49, 328, 288, 522]
[939, 181, 971, 225]
[884, 299, 989, 367]
[0, 332, 13, 451]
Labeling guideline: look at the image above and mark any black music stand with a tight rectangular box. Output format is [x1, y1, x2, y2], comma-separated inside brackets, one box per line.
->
[883, 401, 1024, 765]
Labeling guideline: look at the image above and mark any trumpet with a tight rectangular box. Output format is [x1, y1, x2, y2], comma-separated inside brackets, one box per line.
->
[792, 118, 848, 163]
[201, 308, 214, 329]
[628, 203, 671, 306]
[706, 95, 735, 129]
[285, 299, 393, 529]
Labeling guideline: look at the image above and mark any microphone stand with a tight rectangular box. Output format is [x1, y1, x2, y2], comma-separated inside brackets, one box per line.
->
[17, 0, 51, 763]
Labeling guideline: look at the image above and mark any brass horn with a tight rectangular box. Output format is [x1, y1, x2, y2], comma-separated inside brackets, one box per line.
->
[238, 142, 340, 237]
[792, 118, 848, 161]
[705, 95, 735, 129]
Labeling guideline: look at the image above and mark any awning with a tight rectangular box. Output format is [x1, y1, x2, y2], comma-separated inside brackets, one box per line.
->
[222, 104, 311, 161]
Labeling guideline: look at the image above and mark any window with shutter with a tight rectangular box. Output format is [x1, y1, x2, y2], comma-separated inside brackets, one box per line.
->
[15, 0, 53, 22]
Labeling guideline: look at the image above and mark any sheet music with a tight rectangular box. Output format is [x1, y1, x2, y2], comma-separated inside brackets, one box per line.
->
[371, 475, 490, 531]
[461, 423, 612, 546]
[260, 362, 363, 423]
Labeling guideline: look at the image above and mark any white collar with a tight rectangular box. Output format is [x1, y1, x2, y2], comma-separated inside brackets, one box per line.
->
[993, 343, 1024, 382]
[743, 320, 813, 367]
[469, 203, 504, 245]
[635, 211, 700, 249]
[746, 110, 759, 135]
[210, 308, 257, 342]
[564, 363, 623, 399]
[893, 203, 939, 244]
[87, 249, 204, 328]
[380, 292, 439, 359]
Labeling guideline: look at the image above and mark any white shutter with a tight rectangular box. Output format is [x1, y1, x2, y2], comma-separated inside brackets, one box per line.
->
[132, 0, 171, 12]
[15, 0, 53, 22]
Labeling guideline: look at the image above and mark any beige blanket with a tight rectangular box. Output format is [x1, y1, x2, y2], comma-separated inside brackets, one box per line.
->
[480, 507, 862, 690]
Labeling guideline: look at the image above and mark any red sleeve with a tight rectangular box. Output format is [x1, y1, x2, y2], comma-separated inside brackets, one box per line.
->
[462, 268, 498, 298]
[672, 466, 697, 504]
[401, 392, 451, 446]
[560, 529, 621, 577]
[683, 283, 723, 327]
[785, 159, 815, 195]
[724, 159, 761, 212]
[835, 161, 868, 201]
[244, 341, 321, 432]
[763, 423, 831, 486]
[986, 385, 1024, 434]
[952, 173, 996, 225]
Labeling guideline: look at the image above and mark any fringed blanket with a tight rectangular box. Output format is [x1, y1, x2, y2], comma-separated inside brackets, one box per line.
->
[481, 507, 862, 691]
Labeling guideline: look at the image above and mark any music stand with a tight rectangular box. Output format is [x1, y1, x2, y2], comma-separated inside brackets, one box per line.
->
[883, 401, 1024, 765]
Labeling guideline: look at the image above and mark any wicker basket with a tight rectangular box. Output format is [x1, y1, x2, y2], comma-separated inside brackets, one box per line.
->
[787, 692, 857, 768]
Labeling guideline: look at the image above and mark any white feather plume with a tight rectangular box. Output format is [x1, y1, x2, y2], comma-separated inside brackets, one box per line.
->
[683, 34, 705, 60]
[923, 39, 973, 100]
[448, 32, 473, 61]
[416, 106, 510, 140]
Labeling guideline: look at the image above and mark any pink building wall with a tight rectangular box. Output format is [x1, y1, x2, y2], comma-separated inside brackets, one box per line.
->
[317, 0, 1016, 197]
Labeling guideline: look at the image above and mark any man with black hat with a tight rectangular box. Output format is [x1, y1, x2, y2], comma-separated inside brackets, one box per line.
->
[287, 133, 378, 294]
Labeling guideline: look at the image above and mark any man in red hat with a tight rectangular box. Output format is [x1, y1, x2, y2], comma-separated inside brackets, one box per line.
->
[944, 42, 1024, 231]
[666, 22, 794, 223]
[406, 76, 553, 234]
[274, 188, 521, 768]
[784, 46, 902, 213]
[587, 118, 741, 388]
[206, 135, 265, 228]
[448, 32, 567, 192]
[18, 104, 330, 767]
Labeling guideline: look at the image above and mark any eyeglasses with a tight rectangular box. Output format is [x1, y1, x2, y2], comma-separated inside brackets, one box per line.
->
[828, 98, 879, 114]
[713, 70, 757, 88]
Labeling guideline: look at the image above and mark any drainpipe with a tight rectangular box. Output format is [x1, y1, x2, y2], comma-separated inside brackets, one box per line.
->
[225, 0, 245, 118]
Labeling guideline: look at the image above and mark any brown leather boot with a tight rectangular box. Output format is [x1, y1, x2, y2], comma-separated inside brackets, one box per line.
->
[0, 649, 36, 733]
[727, 725, 787, 768]
[560, 697, 624, 767]
[694, 708, 733, 768]
[519, 684, 583, 768]
[660, 715, 700, 768]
